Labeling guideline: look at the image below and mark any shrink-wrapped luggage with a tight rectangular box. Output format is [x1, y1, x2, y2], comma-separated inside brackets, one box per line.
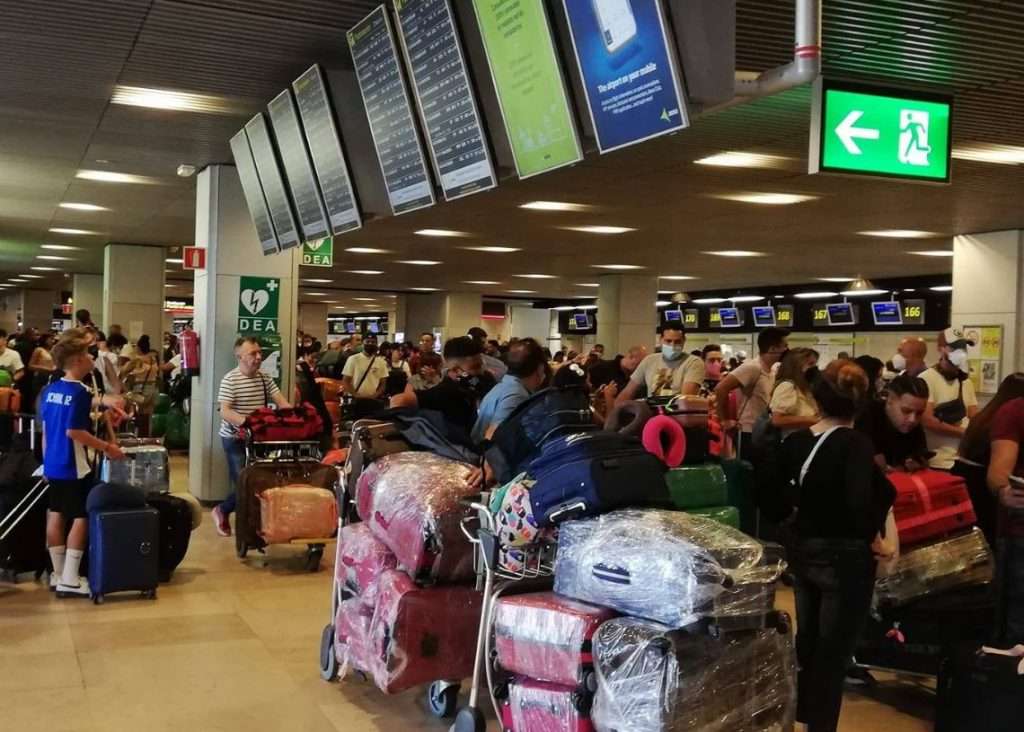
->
[874, 527, 993, 608]
[334, 598, 374, 677]
[235, 461, 336, 555]
[257, 485, 337, 544]
[101, 445, 170, 494]
[336, 523, 397, 606]
[507, 677, 595, 732]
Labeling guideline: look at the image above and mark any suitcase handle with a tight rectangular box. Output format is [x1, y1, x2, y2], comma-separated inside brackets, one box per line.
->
[547, 501, 587, 524]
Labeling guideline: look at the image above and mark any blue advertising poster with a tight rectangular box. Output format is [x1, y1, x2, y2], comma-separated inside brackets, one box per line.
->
[562, 0, 689, 153]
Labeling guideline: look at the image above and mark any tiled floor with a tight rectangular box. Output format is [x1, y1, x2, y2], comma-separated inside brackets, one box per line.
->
[1, 456, 935, 731]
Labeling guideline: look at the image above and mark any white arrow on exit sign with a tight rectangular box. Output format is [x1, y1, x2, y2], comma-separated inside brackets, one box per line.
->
[835, 110, 880, 155]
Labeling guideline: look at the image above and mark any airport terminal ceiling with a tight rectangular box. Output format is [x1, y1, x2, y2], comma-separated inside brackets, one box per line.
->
[1, 0, 1023, 298]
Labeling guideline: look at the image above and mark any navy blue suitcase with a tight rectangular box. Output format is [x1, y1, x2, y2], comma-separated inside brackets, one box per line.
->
[88, 508, 159, 604]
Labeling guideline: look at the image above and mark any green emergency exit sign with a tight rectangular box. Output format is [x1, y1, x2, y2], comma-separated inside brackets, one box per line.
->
[810, 79, 952, 183]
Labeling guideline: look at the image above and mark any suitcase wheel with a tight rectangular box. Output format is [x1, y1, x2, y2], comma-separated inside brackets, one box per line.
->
[92, 594, 104, 605]
[305, 546, 324, 573]
[427, 680, 459, 718]
[453, 704, 485, 731]
[319, 623, 338, 682]
[142, 589, 157, 600]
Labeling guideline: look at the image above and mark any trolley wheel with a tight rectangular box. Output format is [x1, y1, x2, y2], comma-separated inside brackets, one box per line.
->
[319, 623, 338, 681]
[427, 681, 459, 718]
[776, 613, 792, 636]
[584, 670, 598, 694]
[305, 546, 324, 572]
[92, 593, 104, 605]
[236, 542, 248, 559]
[453, 705, 486, 732]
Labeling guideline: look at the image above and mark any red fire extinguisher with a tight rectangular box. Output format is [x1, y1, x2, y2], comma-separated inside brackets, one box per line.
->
[179, 326, 200, 376]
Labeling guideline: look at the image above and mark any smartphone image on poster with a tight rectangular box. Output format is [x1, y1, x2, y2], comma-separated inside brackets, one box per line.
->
[592, 0, 637, 54]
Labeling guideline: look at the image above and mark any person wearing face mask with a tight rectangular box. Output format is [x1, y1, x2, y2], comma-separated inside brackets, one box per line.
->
[891, 336, 928, 377]
[615, 325, 705, 405]
[341, 334, 389, 400]
[769, 348, 821, 438]
[715, 327, 791, 460]
[919, 327, 979, 470]
[701, 344, 725, 390]
[472, 338, 549, 444]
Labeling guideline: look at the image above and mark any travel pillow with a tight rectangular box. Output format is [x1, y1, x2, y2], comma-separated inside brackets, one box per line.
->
[604, 400, 653, 437]
[641, 415, 687, 468]
[85, 481, 147, 513]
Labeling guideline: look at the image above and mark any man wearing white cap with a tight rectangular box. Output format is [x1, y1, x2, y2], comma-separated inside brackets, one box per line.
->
[920, 327, 979, 469]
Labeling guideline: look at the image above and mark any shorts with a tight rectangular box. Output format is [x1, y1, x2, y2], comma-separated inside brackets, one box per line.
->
[47, 476, 95, 520]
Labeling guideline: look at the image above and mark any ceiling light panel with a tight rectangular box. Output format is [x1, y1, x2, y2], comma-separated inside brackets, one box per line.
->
[704, 250, 766, 258]
[520, 201, 593, 212]
[729, 295, 764, 303]
[794, 291, 837, 299]
[563, 225, 636, 235]
[41, 244, 82, 251]
[48, 228, 97, 235]
[952, 144, 1024, 165]
[514, 274, 558, 279]
[508, 289, 536, 294]
[859, 230, 942, 238]
[711, 192, 818, 205]
[817, 277, 855, 283]
[692, 297, 727, 304]
[463, 280, 500, 285]
[36, 255, 73, 261]
[592, 264, 644, 270]
[76, 170, 160, 184]
[415, 229, 467, 237]
[930, 285, 953, 292]
[840, 289, 888, 297]
[111, 85, 240, 114]
[694, 152, 791, 168]
[348, 270, 384, 275]
[462, 246, 521, 253]
[410, 287, 440, 291]
[576, 283, 600, 287]
[30, 266, 60, 271]
[59, 202, 108, 212]
[910, 250, 954, 257]
[396, 260, 442, 266]
[660, 275, 697, 281]
[345, 247, 391, 254]
[302, 278, 332, 283]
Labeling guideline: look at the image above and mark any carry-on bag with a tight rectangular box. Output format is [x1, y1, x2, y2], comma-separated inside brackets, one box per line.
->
[0, 476, 48, 580]
[87, 507, 159, 602]
[506, 677, 594, 732]
[101, 444, 170, 494]
[721, 458, 758, 536]
[527, 432, 669, 527]
[336, 523, 397, 606]
[592, 617, 797, 732]
[493, 592, 616, 688]
[239, 402, 324, 442]
[665, 464, 729, 510]
[554, 509, 785, 628]
[144, 492, 192, 582]
[889, 469, 976, 546]
[686, 505, 741, 530]
[936, 643, 1024, 732]
[257, 485, 337, 544]
[356, 452, 477, 583]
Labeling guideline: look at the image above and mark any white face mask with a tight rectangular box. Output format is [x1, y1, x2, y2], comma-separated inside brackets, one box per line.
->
[891, 353, 907, 372]
[661, 344, 683, 361]
[949, 349, 969, 369]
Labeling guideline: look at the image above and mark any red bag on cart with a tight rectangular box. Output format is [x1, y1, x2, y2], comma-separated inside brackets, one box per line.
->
[507, 678, 594, 732]
[889, 470, 976, 547]
[356, 452, 477, 583]
[494, 592, 616, 687]
[368, 570, 482, 694]
[239, 402, 324, 442]
[337, 523, 397, 607]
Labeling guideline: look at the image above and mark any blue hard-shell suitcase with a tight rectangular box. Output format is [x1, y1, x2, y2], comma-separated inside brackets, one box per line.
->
[88, 508, 159, 604]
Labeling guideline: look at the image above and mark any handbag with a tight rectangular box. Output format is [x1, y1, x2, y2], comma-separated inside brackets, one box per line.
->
[933, 375, 967, 425]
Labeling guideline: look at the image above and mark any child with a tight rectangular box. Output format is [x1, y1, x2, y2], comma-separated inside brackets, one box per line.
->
[40, 329, 125, 597]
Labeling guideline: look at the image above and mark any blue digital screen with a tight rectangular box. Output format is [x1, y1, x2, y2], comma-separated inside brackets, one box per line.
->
[872, 301, 903, 325]
[718, 307, 741, 327]
[574, 313, 592, 329]
[752, 306, 776, 327]
[827, 302, 856, 326]
[664, 309, 682, 322]
[562, 0, 688, 152]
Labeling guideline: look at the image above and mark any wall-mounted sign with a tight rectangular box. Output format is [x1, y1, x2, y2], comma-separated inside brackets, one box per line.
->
[229, 129, 280, 256]
[244, 114, 302, 250]
[182, 246, 206, 271]
[871, 301, 903, 326]
[810, 78, 952, 183]
[751, 306, 776, 328]
[302, 237, 333, 267]
[472, 0, 582, 178]
[237, 275, 283, 384]
[562, 0, 688, 153]
[683, 308, 699, 329]
[395, 0, 496, 201]
[964, 325, 1003, 395]
[776, 304, 794, 328]
[348, 6, 436, 215]
[902, 298, 926, 326]
[812, 303, 829, 328]
[826, 302, 857, 326]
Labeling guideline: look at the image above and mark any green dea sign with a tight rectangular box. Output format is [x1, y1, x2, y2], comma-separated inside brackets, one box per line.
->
[302, 237, 333, 267]
[237, 276, 281, 334]
[810, 79, 952, 183]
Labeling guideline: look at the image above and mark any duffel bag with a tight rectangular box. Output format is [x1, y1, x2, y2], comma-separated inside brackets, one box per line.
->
[889, 469, 976, 547]
[239, 402, 324, 442]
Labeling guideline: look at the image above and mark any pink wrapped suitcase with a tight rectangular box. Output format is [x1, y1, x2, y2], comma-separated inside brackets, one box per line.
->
[337, 523, 398, 607]
[507, 677, 594, 732]
[334, 598, 374, 677]
[257, 485, 337, 544]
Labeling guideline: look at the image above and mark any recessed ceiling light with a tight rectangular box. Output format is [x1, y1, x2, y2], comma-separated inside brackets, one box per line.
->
[704, 250, 766, 258]
[794, 291, 838, 299]
[353, 297, 377, 301]
[841, 288, 888, 297]
[9, 279, 29, 283]
[30, 266, 60, 271]
[660, 275, 698, 281]
[692, 297, 727, 304]
[414, 229, 467, 237]
[348, 270, 384, 275]
[20, 274, 44, 279]
[462, 246, 521, 253]
[463, 280, 500, 285]
[59, 202, 109, 212]
[817, 277, 855, 283]
[111, 84, 239, 114]
[514, 274, 558, 279]
[48, 227, 97, 235]
[930, 285, 954, 292]
[576, 283, 600, 287]
[508, 289, 536, 294]
[655, 300, 672, 307]
[563, 225, 636, 235]
[410, 287, 440, 292]
[552, 305, 577, 311]
[859, 230, 942, 239]
[952, 144, 1024, 165]
[76, 169, 160, 184]
[694, 152, 791, 168]
[730, 295, 764, 303]
[41, 244, 82, 251]
[164, 283, 176, 288]
[396, 260, 442, 266]
[910, 250, 954, 257]
[711, 192, 818, 205]
[302, 278, 332, 284]
[519, 201, 593, 212]
[304, 292, 328, 296]
[345, 247, 390, 254]
[36, 255, 74, 261]
[592, 264, 644, 270]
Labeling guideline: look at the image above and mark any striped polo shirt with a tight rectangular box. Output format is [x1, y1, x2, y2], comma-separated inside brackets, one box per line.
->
[217, 367, 280, 438]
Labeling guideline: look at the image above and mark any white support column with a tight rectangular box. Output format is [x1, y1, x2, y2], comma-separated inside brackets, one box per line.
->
[596, 274, 659, 356]
[72, 274, 104, 330]
[299, 303, 328, 340]
[189, 164, 301, 502]
[103, 245, 165, 342]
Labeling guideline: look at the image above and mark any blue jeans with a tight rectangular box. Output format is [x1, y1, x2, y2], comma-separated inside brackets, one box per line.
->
[219, 436, 246, 516]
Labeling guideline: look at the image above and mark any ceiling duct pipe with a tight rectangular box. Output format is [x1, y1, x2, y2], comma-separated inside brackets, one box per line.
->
[733, 0, 821, 98]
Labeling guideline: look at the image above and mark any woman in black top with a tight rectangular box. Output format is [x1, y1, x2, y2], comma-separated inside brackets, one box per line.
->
[774, 360, 895, 732]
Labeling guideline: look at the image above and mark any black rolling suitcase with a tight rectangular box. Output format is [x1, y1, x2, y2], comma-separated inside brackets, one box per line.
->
[145, 493, 192, 582]
[0, 477, 48, 581]
[87, 507, 159, 603]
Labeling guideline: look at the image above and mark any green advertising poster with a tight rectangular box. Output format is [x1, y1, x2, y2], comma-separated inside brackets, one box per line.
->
[811, 79, 952, 182]
[237, 276, 283, 385]
[472, 0, 582, 178]
[302, 237, 333, 267]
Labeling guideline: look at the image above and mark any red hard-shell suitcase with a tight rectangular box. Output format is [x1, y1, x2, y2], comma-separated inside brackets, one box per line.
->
[506, 678, 594, 732]
[889, 469, 976, 546]
[337, 523, 397, 606]
[494, 592, 616, 688]
[368, 569, 481, 694]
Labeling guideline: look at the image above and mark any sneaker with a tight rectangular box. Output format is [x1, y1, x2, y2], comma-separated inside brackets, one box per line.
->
[211, 505, 231, 537]
[56, 577, 91, 599]
[49, 571, 60, 591]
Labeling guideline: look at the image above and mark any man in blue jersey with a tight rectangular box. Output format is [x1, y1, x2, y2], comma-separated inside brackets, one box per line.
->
[40, 329, 126, 597]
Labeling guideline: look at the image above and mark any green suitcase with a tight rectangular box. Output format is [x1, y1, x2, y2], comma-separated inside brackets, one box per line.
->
[149, 413, 168, 438]
[665, 464, 728, 509]
[721, 459, 757, 536]
[687, 505, 740, 530]
[153, 393, 171, 415]
[164, 406, 189, 450]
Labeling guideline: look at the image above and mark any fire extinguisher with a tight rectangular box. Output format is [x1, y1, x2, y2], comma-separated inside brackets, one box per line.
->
[179, 326, 200, 376]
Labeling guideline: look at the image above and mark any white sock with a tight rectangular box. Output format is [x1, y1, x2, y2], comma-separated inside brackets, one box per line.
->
[48, 545, 66, 577]
[62, 549, 84, 586]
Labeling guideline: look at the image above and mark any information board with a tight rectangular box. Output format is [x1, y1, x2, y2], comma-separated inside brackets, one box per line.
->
[717, 307, 741, 328]
[871, 301, 903, 326]
[826, 302, 857, 326]
[395, 0, 496, 201]
[562, 0, 688, 152]
[267, 89, 331, 243]
[902, 298, 926, 326]
[244, 114, 301, 250]
[472, 0, 582, 178]
[751, 306, 776, 328]
[229, 129, 280, 256]
[776, 304, 794, 328]
[683, 308, 699, 329]
[348, 6, 435, 215]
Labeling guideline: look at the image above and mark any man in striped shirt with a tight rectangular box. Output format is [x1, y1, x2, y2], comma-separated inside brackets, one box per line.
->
[211, 337, 291, 537]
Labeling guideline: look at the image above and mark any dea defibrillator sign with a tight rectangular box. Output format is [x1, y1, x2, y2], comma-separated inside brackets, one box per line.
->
[237, 276, 280, 334]
[302, 237, 333, 267]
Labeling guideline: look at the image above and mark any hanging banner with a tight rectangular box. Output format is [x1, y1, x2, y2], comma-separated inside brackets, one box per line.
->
[302, 237, 333, 267]
[562, 0, 689, 153]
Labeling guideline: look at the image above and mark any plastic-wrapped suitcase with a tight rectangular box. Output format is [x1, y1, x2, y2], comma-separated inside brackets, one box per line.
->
[686, 505, 741, 530]
[494, 592, 616, 687]
[665, 464, 728, 509]
[344, 419, 410, 499]
[889, 469, 977, 547]
[507, 677, 595, 732]
[144, 492, 192, 582]
[367, 570, 482, 694]
[356, 452, 477, 583]
[337, 523, 397, 606]
[257, 485, 337, 544]
[334, 597, 375, 677]
[554, 509, 785, 628]
[87, 507, 159, 603]
[874, 527, 994, 608]
[591, 617, 797, 732]
[101, 445, 170, 494]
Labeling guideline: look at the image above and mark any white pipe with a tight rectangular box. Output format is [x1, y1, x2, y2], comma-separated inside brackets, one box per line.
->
[733, 0, 821, 98]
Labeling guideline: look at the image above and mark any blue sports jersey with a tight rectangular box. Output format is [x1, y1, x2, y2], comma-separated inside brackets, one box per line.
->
[40, 378, 93, 480]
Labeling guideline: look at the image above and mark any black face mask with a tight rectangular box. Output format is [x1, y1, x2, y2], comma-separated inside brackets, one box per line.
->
[363, 344, 378, 356]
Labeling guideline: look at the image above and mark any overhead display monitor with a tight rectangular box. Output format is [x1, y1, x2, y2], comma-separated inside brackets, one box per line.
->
[752, 306, 777, 328]
[572, 313, 592, 330]
[243, 114, 302, 250]
[267, 89, 331, 243]
[562, 0, 689, 153]
[718, 307, 742, 328]
[348, 6, 436, 215]
[809, 78, 952, 183]
[229, 129, 280, 256]
[872, 301, 903, 326]
[394, 0, 496, 201]
[827, 302, 857, 326]
[292, 65, 362, 236]
[472, 0, 582, 178]
[664, 309, 682, 323]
